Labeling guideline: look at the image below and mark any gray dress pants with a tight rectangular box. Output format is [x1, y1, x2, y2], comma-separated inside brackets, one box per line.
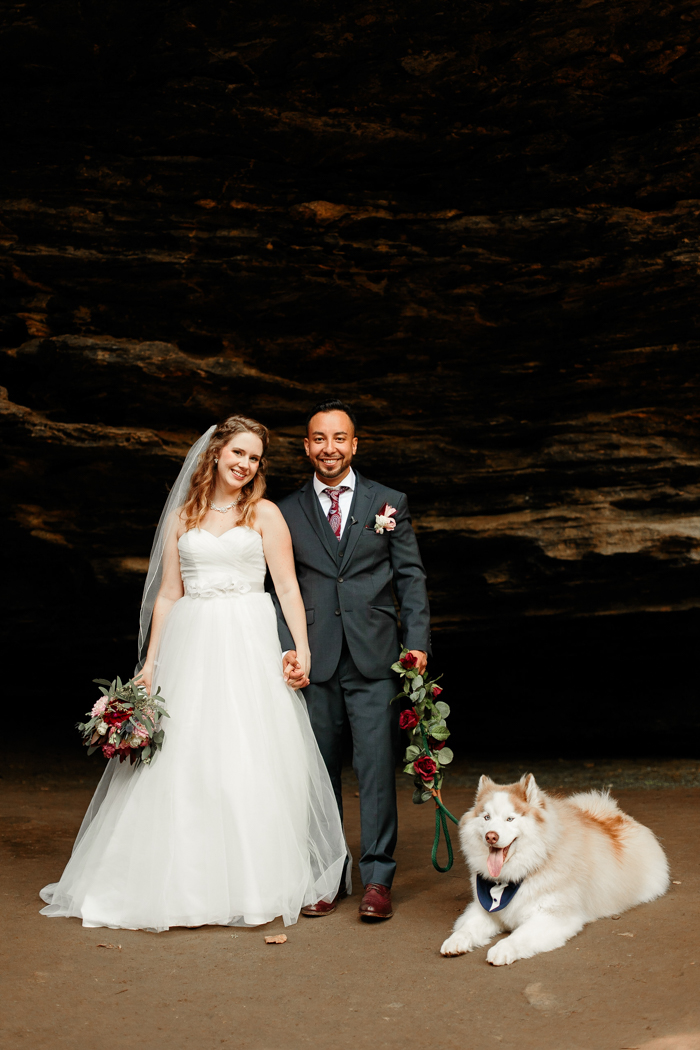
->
[303, 641, 399, 889]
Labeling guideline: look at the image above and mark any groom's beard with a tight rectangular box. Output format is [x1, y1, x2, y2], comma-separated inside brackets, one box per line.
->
[312, 454, 353, 480]
[315, 460, 348, 479]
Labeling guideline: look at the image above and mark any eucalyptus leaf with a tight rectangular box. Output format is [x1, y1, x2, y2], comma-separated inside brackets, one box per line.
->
[403, 762, 415, 775]
[435, 701, 451, 718]
[429, 724, 451, 741]
[93, 679, 111, 687]
[412, 788, 427, 805]
[405, 744, 421, 761]
[420, 790, 433, 803]
[403, 679, 411, 694]
[412, 675, 423, 690]
[437, 747, 454, 765]
[390, 662, 404, 674]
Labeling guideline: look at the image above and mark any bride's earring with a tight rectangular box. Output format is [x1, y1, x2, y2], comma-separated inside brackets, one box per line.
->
[214, 458, 218, 467]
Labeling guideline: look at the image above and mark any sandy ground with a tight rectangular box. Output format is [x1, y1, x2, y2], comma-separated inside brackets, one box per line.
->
[1, 762, 699, 1050]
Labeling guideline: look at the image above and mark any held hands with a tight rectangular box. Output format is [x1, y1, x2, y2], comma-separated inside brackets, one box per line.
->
[283, 650, 310, 690]
[407, 650, 428, 676]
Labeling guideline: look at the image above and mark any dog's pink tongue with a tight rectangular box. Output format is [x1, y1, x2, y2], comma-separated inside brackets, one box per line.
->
[487, 848, 505, 879]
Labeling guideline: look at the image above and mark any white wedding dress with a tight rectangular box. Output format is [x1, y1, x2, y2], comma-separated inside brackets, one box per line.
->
[40, 526, 348, 931]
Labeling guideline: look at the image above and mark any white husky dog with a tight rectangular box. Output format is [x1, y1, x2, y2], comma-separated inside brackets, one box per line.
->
[441, 773, 669, 966]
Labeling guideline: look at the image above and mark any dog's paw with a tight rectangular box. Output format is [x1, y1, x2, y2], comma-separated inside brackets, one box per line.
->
[440, 931, 475, 957]
[486, 937, 519, 966]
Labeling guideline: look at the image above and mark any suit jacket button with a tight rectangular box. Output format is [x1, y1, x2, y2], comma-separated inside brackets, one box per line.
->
[337, 577, 343, 583]
[334, 609, 341, 616]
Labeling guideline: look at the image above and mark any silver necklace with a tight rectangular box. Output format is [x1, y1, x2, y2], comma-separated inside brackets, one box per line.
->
[209, 496, 242, 514]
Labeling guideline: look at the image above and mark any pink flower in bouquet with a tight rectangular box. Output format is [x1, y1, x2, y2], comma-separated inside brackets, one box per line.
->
[102, 744, 116, 759]
[431, 685, 443, 698]
[413, 755, 437, 782]
[399, 651, 418, 670]
[399, 708, 419, 731]
[131, 722, 149, 739]
[91, 697, 108, 717]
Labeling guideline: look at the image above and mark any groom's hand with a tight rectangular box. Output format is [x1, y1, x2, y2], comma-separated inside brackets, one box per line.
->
[408, 650, 428, 676]
[283, 650, 309, 690]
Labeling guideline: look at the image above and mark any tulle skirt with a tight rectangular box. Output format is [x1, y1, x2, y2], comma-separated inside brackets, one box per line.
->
[40, 592, 347, 931]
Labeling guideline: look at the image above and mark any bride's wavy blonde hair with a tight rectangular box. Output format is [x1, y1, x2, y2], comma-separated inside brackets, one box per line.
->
[181, 415, 269, 532]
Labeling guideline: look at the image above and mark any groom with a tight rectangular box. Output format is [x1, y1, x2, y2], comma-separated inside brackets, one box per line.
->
[271, 398, 431, 921]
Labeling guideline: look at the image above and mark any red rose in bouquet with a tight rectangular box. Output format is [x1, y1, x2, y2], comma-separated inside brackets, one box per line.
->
[431, 685, 443, 697]
[428, 737, 446, 751]
[103, 710, 127, 728]
[399, 651, 418, 670]
[413, 755, 437, 782]
[399, 708, 419, 730]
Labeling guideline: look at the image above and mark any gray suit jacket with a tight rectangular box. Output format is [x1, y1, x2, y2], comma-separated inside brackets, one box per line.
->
[269, 471, 431, 682]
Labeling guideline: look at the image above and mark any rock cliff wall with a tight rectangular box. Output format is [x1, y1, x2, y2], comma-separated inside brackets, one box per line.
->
[2, 1, 700, 746]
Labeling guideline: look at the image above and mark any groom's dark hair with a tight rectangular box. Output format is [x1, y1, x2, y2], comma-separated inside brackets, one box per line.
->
[305, 398, 358, 434]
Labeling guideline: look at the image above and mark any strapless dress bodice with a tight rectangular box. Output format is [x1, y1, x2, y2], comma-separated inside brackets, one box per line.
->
[178, 526, 266, 598]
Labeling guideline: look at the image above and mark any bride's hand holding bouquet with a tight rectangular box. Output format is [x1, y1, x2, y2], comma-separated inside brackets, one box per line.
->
[134, 663, 153, 695]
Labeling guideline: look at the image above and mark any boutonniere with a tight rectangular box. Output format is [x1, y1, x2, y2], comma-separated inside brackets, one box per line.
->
[367, 503, 397, 534]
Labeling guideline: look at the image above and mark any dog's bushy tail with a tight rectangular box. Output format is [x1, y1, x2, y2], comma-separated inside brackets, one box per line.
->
[567, 789, 621, 820]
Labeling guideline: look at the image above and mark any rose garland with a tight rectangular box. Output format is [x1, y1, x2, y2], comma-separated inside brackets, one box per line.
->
[391, 649, 460, 871]
[391, 649, 453, 799]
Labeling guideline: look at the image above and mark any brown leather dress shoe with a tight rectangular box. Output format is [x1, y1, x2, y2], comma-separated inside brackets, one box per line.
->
[300, 886, 347, 918]
[358, 883, 393, 920]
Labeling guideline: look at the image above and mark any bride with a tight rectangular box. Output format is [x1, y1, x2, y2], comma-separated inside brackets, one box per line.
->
[40, 415, 348, 931]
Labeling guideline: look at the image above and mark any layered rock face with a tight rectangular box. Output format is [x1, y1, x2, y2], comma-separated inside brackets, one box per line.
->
[2, 1, 700, 748]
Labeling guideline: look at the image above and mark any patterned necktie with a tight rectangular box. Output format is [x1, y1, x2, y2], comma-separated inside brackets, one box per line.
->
[322, 486, 351, 539]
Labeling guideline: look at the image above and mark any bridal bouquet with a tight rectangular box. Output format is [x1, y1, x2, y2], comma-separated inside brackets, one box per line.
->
[77, 676, 169, 767]
[391, 650, 453, 804]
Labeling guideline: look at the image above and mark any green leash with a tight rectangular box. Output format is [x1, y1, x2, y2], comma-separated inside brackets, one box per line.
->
[416, 723, 460, 872]
[431, 794, 460, 872]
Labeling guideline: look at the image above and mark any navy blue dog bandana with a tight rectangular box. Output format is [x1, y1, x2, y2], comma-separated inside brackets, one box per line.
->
[476, 874, 522, 913]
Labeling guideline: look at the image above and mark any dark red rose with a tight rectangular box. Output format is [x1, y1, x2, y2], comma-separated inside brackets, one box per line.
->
[103, 711, 127, 728]
[399, 708, 419, 731]
[102, 744, 116, 759]
[117, 744, 131, 763]
[428, 738, 446, 751]
[431, 685, 443, 697]
[413, 755, 437, 781]
[399, 651, 418, 670]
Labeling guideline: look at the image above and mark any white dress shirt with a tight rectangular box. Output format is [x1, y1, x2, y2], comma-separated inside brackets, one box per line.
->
[282, 469, 356, 661]
[313, 468, 356, 540]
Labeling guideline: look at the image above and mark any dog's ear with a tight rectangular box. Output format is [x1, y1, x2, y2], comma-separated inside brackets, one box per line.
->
[477, 774, 496, 796]
[520, 773, 541, 804]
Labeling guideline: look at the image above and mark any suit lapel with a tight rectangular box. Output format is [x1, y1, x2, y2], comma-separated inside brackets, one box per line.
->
[298, 481, 340, 566]
[340, 472, 375, 570]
